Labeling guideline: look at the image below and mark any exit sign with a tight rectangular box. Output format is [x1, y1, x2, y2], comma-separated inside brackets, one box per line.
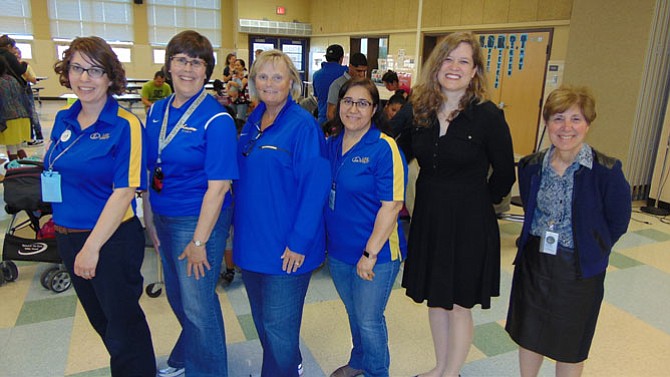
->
[276, 6, 285, 15]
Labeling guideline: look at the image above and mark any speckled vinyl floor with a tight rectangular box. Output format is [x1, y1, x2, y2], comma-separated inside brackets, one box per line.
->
[0, 101, 668, 376]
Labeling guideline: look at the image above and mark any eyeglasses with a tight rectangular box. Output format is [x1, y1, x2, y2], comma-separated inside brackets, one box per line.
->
[242, 125, 264, 157]
[69, 65, 106, 78]
[170, 56, 207, 70]
[340, 98, 373, 109]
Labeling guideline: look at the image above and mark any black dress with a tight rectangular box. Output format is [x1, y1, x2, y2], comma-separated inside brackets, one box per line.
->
[401, 100, 515, 309]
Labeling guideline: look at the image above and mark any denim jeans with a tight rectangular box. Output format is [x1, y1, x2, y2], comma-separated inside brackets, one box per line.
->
[328, 256, 400, 377]
[153, 206, 233, 377]
[57, 217, 156, 377]
[241, 269, 311, 377]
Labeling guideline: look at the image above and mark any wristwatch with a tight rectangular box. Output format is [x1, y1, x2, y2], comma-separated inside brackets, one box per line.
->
[363, 250, 370, 258]
[192, 239, 205, 247]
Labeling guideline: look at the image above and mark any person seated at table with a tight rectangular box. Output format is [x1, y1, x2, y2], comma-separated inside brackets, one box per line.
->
[141, 70, 172, 112]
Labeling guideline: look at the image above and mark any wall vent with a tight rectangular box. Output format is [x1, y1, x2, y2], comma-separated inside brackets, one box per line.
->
[238, 19, 312, 36]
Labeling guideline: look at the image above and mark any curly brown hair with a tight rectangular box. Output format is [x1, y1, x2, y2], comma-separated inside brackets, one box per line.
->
[410, 32, 488, 128]
[53, 36, 126, 95]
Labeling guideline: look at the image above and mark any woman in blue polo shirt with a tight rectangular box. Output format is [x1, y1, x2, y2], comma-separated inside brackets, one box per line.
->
[143, 30, 238, 377]
[47, 36, 155, 376]
[234, 50, 330, 377]
[325, 78, 407, 377]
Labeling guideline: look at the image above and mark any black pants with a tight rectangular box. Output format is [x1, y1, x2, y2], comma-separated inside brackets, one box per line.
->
[57, 217, 156, 376]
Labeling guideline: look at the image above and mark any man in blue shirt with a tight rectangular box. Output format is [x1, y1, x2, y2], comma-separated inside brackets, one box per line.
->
[312, 44, 346, 126]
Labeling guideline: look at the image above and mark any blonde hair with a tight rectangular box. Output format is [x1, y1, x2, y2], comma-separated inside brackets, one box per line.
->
[411, 32, 488, 128]
[247, 50, 302, 101]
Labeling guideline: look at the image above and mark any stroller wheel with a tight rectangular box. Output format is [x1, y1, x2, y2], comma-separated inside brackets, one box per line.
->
[145, 283, 162, 298]
[49, 269, 72, 293]
[1, 261, 19, 282]
[41, 266, 60, 289]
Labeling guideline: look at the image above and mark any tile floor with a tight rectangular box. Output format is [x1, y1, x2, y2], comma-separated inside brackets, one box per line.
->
[0, 101, 669, 376]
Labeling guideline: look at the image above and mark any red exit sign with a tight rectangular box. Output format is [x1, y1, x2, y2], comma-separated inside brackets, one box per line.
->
[276, 6, 285, 15]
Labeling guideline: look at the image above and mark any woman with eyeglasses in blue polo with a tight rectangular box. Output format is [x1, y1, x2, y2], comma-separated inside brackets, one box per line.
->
[143, 30, 238, 377]
[47, 36, 155, 376]
[233, 50, 330, 377]
[325, 78, 407, 377]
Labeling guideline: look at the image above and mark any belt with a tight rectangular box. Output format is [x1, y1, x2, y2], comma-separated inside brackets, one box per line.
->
[54, 225, 91, 234]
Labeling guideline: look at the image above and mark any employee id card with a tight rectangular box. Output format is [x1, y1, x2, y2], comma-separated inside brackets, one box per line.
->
[41, 171, 63, 203]
[540, 230, 559, 255]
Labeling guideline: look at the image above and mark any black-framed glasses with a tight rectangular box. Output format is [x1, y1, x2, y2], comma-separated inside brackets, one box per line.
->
[242, 126, 264, 157]
[170, 56, 207, 70]
[340, 97, 373, 109]
[69, 64, 106, 78]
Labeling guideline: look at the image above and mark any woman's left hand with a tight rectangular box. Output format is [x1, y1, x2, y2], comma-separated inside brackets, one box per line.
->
[356, 254, 377, 281]
[74, 245, 100, 280]
[179, 243, 211, 280]
[281, 247, 305, 274]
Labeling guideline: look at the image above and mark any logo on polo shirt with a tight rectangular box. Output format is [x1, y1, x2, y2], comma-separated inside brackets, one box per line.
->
[352, 156, 370, 164]
[181, 126, 197, 132]
[90, 132, 111, 140]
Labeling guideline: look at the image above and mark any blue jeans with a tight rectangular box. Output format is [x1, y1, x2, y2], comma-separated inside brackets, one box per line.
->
[242, 269, 311, 377]
[328, 256, 400, 377]
[153, 206, 233, 377]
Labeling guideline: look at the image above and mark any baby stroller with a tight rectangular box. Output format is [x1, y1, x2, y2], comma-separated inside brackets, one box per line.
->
[0, 159, 71, 293]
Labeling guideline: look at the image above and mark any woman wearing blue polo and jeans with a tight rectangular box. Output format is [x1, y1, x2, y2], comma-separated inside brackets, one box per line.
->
[325, 78, 407, 377]
[234, 50, 330, 377]
[143, 30, 238, 377]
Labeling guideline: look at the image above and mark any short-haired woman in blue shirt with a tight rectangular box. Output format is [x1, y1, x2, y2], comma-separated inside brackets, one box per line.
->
[506, 86, 631, 377]
[48, 36, 156, 376]
[234, 50, 330, 377]
[143, 30, 238, 377]
[326, 78, 407, 377]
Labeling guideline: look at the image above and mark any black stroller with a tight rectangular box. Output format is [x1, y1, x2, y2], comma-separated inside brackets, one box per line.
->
[0, 160, 71, 293]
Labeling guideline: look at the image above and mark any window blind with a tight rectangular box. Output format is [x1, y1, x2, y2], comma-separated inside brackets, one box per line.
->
[1, 0, 32, 36]
[147, 0, 221, 47]
[48, 0, 133, 42]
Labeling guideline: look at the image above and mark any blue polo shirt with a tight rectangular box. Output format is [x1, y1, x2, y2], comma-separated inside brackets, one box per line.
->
[146, 89, 238, 216]
[325, 126, 408, 265]
[312, 62, 347, 125]
[47, 96, 146, 229]
[233, 96, 331, 275]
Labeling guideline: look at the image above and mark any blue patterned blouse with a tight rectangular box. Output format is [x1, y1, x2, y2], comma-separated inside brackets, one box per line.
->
[530, 143, 593, 249]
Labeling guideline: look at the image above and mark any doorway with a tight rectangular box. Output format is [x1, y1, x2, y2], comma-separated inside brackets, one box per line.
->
[249, 36, 310, 82]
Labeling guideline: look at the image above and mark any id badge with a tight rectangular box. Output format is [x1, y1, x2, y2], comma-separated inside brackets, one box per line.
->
[540, 230, 559, 255]
[41, 171, 63, 203]
[328, 182, 336, 210]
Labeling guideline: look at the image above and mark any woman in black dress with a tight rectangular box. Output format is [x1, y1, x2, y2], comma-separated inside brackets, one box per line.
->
[401, 32, 515, 377]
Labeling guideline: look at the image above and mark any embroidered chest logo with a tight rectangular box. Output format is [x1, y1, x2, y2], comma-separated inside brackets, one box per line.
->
[181, 125, 197, 133]
[351, 156, 370, 164]
[90, 132, 111, 140]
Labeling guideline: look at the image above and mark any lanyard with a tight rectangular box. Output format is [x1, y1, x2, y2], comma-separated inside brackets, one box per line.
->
[157, 89, 207, 164]
[332, 135, 362, 185]
[46, 130, 86, 171]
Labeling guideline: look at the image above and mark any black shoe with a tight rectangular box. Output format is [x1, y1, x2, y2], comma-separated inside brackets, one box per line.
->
[27, 139, 44, 146]
[220, 269, 235, 287]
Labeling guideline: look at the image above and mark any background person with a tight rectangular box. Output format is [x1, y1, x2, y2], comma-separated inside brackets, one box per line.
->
[143, 30, 238, 377]
[505, 86, 631, 377]
[0, 56, 31, 161]
[141, 70, 172, 112]
[381, 70, 411, 98]
[325, 78, 407, 377]
[401, 32, 516, 377]
[222, 52, 236, 83]
[312, 44, 347, 126]
[326, 52, 368, 121]
[234, 50, 330, 377]
[15, 46, 44, 145]
[47, 36, 155, 376]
